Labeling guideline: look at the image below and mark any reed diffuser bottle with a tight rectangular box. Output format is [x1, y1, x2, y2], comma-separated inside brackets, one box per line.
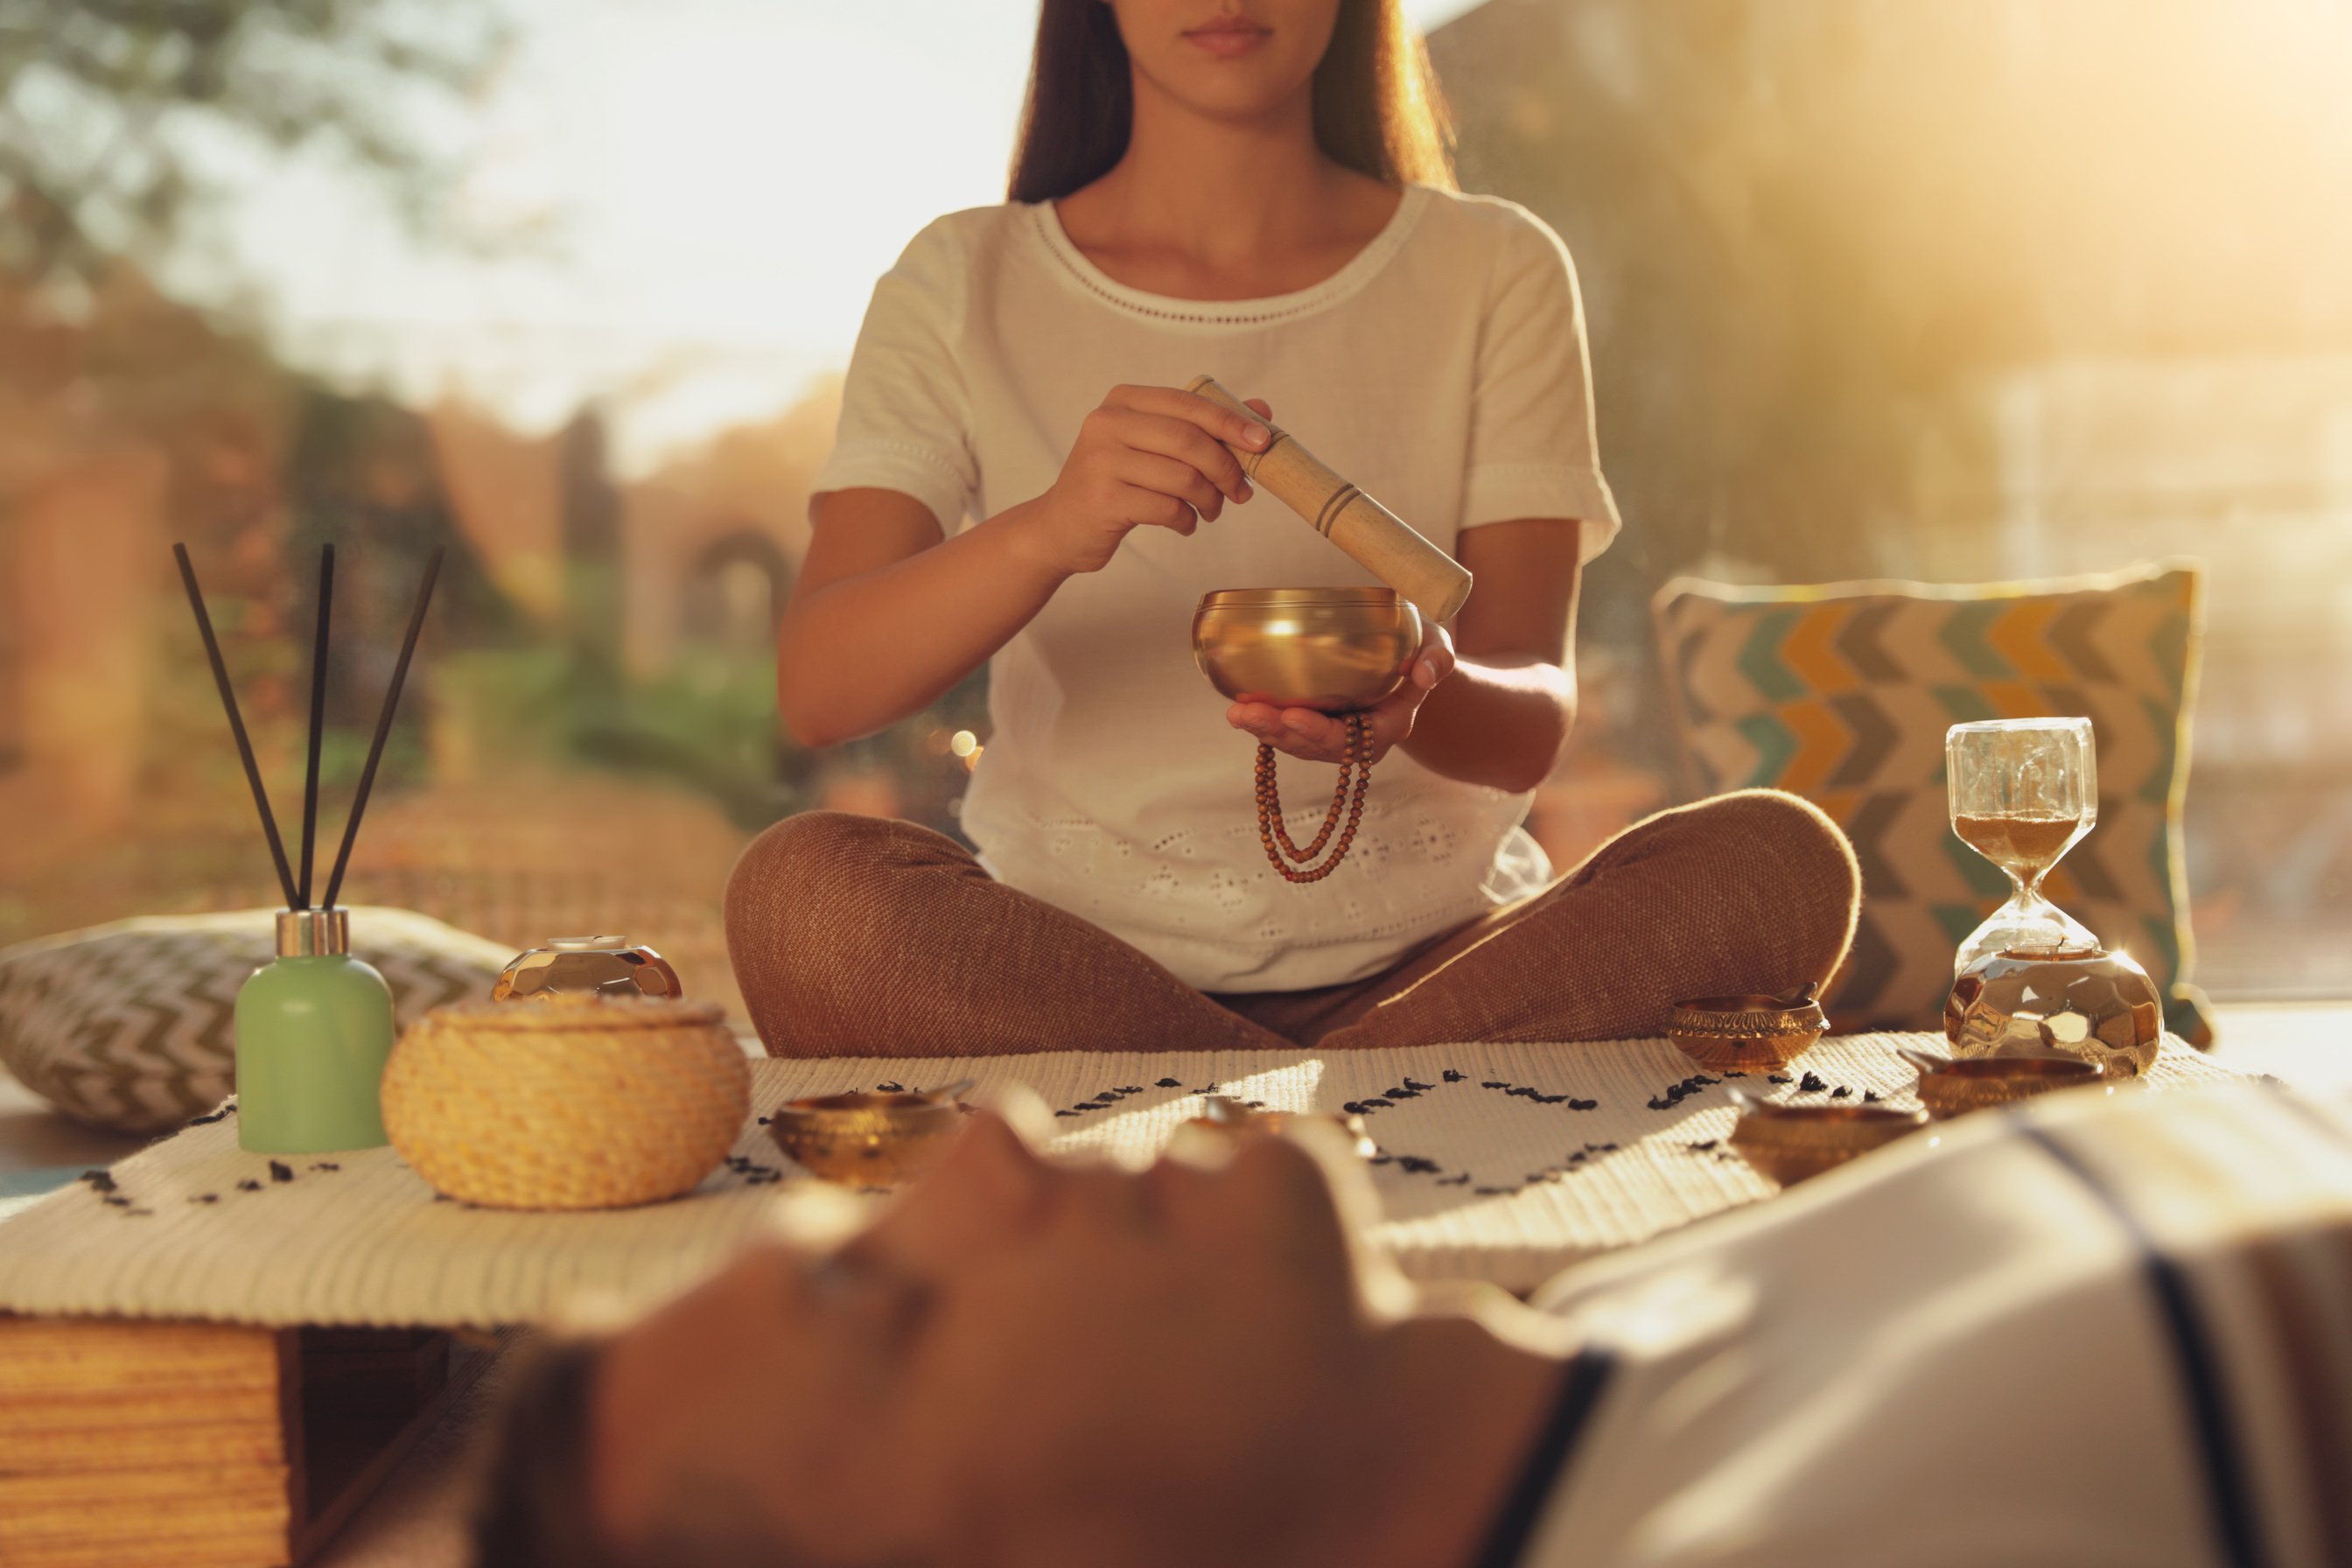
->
[236, 908, 394, 1152]
[175, 538, 442, 1156]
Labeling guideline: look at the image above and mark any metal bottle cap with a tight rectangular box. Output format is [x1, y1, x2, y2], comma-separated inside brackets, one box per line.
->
[276, 907, 351, 958]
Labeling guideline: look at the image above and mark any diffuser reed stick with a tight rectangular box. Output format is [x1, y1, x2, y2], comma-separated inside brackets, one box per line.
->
[322, 547, 443, 910]
[297, 543, 334, 908]
[172, 543, 299, 908]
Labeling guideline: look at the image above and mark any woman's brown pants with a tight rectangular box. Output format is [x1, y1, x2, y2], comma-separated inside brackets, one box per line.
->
[724, 790, 1859, 1057]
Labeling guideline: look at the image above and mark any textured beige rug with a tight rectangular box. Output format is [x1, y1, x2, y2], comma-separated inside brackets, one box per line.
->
[0, 1033, 2234, 1323]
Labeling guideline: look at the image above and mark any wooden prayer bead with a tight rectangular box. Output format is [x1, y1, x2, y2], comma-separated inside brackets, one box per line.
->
[1255, 712, 1373, 882]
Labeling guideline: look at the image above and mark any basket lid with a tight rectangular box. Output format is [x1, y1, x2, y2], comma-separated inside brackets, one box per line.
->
[432, 993, 727, 1032]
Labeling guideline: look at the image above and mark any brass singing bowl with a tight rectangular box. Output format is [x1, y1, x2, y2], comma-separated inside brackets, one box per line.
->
[1193, 588, 1422, 713]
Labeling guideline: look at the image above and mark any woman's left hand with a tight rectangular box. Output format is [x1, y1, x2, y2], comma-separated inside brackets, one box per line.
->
[1225, 620, 1457, 766]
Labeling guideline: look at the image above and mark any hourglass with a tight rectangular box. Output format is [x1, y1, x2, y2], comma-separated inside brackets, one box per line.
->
[1946, 717, 2102, 972]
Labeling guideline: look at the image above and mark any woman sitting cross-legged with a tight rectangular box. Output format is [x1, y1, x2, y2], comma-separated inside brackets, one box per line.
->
[727, 0, 1858, 1057]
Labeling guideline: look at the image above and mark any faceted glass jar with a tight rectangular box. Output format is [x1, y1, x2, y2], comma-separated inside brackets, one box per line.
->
[492, 935, 683, 1003]
[1944, 943, 2162, 1076]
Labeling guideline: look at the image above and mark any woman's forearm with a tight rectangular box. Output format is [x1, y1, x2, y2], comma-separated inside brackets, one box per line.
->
[1400, 656, 1577, 794]
[776, 500, 1067, 748]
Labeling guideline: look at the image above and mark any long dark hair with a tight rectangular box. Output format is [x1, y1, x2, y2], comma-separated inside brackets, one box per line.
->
[1007, 0, 1454, 203]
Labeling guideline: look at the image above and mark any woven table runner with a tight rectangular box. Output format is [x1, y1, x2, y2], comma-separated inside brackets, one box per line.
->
[0, 1034, 2233, 1326]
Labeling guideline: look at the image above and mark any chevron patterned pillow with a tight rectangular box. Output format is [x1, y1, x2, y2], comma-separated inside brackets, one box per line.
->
[1652, 563, 2209, 1040]
[0, 908, 513, 1134]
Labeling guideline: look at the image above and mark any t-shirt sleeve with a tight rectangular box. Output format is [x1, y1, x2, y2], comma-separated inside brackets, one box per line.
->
[1460, 208, 1621, 564]
[810, 217, 979, 532]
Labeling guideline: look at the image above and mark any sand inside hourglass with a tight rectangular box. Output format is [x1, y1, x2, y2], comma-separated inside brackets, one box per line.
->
[1951, 813, 2082, 875]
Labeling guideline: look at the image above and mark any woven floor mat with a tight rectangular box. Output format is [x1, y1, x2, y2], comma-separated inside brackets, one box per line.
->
[0, 1034, 2234, 1325]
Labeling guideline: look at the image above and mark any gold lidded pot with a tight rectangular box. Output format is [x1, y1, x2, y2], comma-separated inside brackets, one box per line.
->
[1192, 587, 1422, 713]
[493, 934, 682, 1004]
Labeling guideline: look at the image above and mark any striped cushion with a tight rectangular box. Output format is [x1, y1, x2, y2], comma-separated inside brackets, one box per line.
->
[0, 908, 511, 1133]
[1652, 563, 2208, 1038]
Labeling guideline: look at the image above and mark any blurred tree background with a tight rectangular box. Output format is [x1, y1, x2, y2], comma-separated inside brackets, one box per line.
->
[0, 0, 929, 1012]
[0, 0, 508, 304]
[1430, 0, 2352, 991]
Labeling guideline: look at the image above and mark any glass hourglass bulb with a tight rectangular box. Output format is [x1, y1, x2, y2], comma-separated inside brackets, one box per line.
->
[1946, 718, 2102, 974]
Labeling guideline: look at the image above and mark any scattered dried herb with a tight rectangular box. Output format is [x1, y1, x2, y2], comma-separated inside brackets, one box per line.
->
[1647, 1073, 1721, 1110]
[267, 1161, 294, 1183]
[235, 1180, 262, 1193]
[1798, 1072, 1829, 1094]
[310, 1161, 340, 1172]
[80, 1170, 116, 1194]
[1156, 1077, 1183, 1088]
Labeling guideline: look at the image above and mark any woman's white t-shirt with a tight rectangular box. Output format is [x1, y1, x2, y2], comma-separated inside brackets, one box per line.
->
[811, 184, 1620, 993]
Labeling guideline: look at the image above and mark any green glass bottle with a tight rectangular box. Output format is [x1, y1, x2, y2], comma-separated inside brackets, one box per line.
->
[235, 908, 394, 1153]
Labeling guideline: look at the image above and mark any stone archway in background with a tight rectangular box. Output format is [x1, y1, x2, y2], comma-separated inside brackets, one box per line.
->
[679, 526, 793, 657]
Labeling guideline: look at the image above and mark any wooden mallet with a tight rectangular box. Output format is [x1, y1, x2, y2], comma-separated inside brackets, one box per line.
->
[1189, 374, 1474, 622]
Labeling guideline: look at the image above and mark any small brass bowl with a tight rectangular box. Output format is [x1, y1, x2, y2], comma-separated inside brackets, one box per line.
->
[1667, 985, 1827, 1073]
[767, 1091, 965, 1186]
[1906, 1051, 2105, 1122]
[1192, 588, 1422, 712]
[1726, 1097, 1928, 1186]
[1184, 1096, 1376, 1158]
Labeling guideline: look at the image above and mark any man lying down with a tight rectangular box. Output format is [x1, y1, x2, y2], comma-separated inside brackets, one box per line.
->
[477, 1081, 2352, 1568]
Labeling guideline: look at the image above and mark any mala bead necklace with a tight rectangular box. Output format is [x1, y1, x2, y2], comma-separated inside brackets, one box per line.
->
[1255, 712, 1374, 883]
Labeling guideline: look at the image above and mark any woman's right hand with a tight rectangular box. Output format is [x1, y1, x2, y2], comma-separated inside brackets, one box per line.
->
[1017, 384, 1274, 576]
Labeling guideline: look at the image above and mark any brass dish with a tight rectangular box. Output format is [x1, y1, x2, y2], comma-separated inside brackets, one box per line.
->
[1185, 1095, 1376, 1158]
[493, 935, 682, 1003]
[1726, 1091, 1928, 1186]
[767, 1088, 967, 1186]
[1900, 1047, 2106, 1122]
[1192, 588, 1422, 713]
[1667, 984, 1827, 1073]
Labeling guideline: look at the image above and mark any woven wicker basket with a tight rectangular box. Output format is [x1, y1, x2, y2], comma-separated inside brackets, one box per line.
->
[382, 994, 751, 1210]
